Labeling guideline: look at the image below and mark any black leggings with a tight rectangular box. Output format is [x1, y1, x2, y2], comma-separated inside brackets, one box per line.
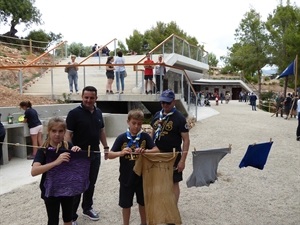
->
[44, 196, 74, 225]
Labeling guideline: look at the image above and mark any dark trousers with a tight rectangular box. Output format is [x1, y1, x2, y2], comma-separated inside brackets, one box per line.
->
[0, 134, 5, 161]
[155, 74, 164, 92]
[44, 196, 74, 225]
[72, 155, 101, 221]
[251, 101, 256, 110]
[297, 112, 300, 137]
[276, 105, 283, 117]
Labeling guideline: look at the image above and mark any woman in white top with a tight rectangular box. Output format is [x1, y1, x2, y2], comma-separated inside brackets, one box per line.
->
[114, 51, 126, 94]
[154, 55, 166, 94]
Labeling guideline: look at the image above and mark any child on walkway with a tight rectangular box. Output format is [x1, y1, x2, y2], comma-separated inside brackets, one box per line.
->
[108, 109, 159, 225]
[31, 117, 82, 225]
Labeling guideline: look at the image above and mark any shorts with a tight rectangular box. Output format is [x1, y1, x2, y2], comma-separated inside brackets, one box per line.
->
[29, 125, 43, 135]
[173, 153, 183, 183]
[119, 180, 144, 208]
[144, 75, 153, 81]
[106, 72, 114, 79]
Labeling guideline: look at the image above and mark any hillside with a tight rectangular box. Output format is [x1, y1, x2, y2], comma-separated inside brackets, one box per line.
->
[0, 44, 57, 107]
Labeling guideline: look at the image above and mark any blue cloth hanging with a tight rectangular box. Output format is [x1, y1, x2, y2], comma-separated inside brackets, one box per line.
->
[239, 141, 273, 170]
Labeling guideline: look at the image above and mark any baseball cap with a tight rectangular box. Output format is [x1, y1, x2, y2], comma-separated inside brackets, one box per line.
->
[160, 89, 175, 102]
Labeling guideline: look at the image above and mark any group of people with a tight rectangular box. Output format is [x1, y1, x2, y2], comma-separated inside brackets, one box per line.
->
[274, 92, 300, 141]
[64, 50, 126, 95]
[105, 50, 126, 94]
[275, 92, 298, 119]
[143, 52, 166, 94]
[92, 44, 110, 57]
[64, 52, 167, 96]
[23, 86, 189, 225]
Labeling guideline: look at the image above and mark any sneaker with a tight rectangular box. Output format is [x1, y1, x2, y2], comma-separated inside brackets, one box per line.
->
[83, 209, 99, 221]
[72, 221, 78, 225]
[110, 90, 114, 94]
[27, 154, 35, 160]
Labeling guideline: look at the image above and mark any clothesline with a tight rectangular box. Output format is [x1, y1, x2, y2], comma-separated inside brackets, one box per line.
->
[1, 142, 181, 156]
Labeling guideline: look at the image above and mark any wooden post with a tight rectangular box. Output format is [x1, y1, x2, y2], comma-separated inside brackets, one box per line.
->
[29, 39, 32, 55]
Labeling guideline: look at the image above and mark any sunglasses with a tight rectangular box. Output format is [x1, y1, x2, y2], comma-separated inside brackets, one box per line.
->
[160, 101, 172, 105]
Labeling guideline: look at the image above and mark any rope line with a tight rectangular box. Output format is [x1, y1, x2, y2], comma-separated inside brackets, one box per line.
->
[0, 142, 185, 155]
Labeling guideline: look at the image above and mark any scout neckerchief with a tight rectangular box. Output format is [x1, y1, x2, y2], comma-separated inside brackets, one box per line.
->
[126, 128, 143, 148]
[153, 107, 176, 142]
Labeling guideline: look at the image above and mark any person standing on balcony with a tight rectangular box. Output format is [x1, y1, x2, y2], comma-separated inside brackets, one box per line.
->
[92, 44, 98, 57]
[65, 55, 79, 94]
[144, 52, 154, 94]
[154, 55, 166, 94]
[19, 101, 43, 159]
[105, 56, 115, 94]
[115, 51, 126, 94]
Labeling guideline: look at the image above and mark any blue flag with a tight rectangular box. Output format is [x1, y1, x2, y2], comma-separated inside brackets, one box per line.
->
[277, 60, 295, 79]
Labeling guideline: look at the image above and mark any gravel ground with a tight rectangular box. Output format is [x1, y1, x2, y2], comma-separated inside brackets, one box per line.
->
[1, 100, 299, 225]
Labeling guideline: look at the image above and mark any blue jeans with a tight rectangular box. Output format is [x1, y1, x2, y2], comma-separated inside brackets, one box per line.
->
[297, 112, 300, 137]
[72, 154, 101, 221]
[68, 73, 78, 92]
[115, 71, 125, 92]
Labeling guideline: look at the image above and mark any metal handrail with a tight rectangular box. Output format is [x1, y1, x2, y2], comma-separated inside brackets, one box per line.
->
[0, 61, 200, 120]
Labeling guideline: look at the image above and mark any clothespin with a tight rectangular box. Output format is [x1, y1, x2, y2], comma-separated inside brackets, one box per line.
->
[270, 138, 272, 143]
[173, 148, 175, 157]
[229, 144, 232, 150]
[130, 152, 134, 160]
[194, 147, 196, 152]
[88, 145, 91, 157]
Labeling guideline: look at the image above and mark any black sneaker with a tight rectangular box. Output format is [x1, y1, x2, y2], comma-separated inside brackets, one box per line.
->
[82, 209, 99, 221]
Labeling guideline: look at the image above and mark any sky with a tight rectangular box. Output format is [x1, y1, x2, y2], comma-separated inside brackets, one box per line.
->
[1, 0, 299, 64]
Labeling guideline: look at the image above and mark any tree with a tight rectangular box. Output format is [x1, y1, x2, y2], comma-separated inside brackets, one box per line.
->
[67, 42, 86, 57]
[25, 29, 62, 52]
[126, 30, 143, 54]
[126, 21, 200, 55]
[265, 1, 300, 95]
[117, 40, 128, 55]
[229, 9, 269, 97]
[208, 53, 219, 67]
[0, 0, 42, 37]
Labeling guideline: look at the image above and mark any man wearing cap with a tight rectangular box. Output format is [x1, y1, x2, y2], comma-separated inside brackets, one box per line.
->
[151, 89, 190, 204]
